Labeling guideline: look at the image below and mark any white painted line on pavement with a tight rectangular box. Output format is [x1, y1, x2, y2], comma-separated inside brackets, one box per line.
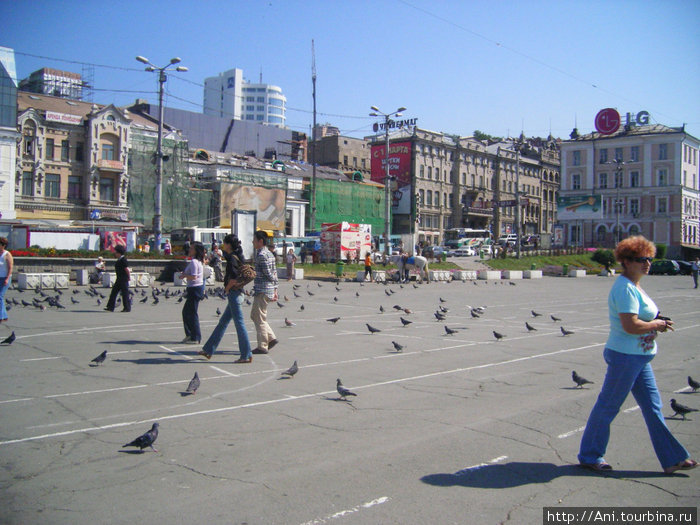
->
[623, 405, 640, 413]
[209, 365, 238, 377]
[45, 384, 149, 399]
[557, 426, 586, 439]
[20, 356, 65, 362]
[300, 496, 390, 525]
[453, 455, 508, 475]
[288, 335, 314, 340]
[0, 398, 33, 405]
[161, 345, 195, 361]
[0, 342, 604, 446]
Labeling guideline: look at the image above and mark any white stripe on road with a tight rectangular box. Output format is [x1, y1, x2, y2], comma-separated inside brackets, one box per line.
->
[558, 405, 640, 439]
[20, 356, 65, 362]
[300, 496, 390, 525]
[453, 455, 508, 475]
[209, 365, 238, 377]
[0, 342, 604, 446]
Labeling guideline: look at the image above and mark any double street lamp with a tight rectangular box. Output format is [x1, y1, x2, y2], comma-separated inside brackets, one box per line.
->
[135, 55, 188, 253]
[608, 158, 627, 245]
[369, 105, 406, 258]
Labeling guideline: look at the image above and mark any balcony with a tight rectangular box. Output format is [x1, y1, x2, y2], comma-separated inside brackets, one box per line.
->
[97, 159, 124, 172]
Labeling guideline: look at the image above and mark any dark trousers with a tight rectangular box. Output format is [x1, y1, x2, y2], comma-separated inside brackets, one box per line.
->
[107, 280, 130, 311]
[692, 270, 698, 288]
[182, 285, 205, 342]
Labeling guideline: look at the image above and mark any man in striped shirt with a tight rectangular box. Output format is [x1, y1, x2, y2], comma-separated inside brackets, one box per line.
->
[251, 230, 279, 354]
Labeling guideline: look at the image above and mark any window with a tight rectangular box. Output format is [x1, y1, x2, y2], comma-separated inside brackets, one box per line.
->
[419, 165, 424, 178]
[599, 149, 608, 164]
[256, 115, 264, 121]
[245, 115, 255, 120]
[657, 197, 667, 213]
[353, 157, 357, 167]
[61, 140, 69, 162]
[630, 171, 639, 188]
[659, 143, 667, 160]
[426, 190, 433, 206]
[246, 96, 254, 102]
[572, 174, 581, 190]
[479, 175, 484, 188]
[471, 174, 475, 187]
[570, 224, 581, 244]
[657, 169, 667, 186]
[68, 176, 82, 200]
[629, 224, 640, 236]
[444, 193, 448, 207]
[256, 106, 265, 112]
[256, 97, 265, 103]
[361, 159, 366, 169]
[629, 198, 639, 216]
[461, 173, 466, 184]
[99, 178, 114, 202]
[45, 173, 60, 198]
[102, 143, 114, 161]
[630, 146, 639, 162]
[45, 138, 55, 160]
[614, 148, 623, 162]
[75, 142, 84, 162]
[343, 155, 348, 166]
[246, 105, 254, 111]
[418, 189, 424, 206]
[268, 107, 283, 116]
[269, 98, 284, 107]
[21, 172, 33, 196]
[573, 150, 581, 166]
[106, 115, 115, 122]
[435, 168, 440, 181]
[24, 136, 34, 155]
[427, 167, 432, 180]
[599, 173, 608, 188]
[596, 225, 607, 243]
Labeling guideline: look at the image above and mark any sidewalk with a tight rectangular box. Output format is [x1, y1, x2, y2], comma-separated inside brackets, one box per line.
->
[450, 256, 493, 271]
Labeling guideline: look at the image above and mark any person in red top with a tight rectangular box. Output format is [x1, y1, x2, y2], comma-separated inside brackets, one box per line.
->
[364, 252, 373, 282]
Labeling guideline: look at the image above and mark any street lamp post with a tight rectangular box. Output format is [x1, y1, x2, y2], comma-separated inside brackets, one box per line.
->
[369, 105, 406, 259]
[512, 137, 525, 259]
[135, 55, 188, 253]
[607, 158, 626, 245]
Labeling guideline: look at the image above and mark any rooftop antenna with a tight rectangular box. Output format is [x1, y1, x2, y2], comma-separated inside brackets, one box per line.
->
[259, 67, 262, 84]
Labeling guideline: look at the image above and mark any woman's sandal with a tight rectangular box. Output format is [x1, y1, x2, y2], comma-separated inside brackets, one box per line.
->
[579, 462, 613, 472]
[664, 459, 698, 474]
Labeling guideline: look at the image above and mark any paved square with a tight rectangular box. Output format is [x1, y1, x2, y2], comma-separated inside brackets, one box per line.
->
[0, 275, 698, 524]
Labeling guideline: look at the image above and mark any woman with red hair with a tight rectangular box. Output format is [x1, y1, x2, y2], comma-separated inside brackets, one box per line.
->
[578, 236, 696, 474]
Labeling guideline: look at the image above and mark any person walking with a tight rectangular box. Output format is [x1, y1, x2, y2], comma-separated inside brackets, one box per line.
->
[179, 242, 205, 344]
[251, 230, 278, 355]
[364, 251, 373, 282]
[0, 237, 13, 323]
[285, 248, 297, 281]
[691, 257, 699, 289]
[105, 244, 130, 312]
[198, 235, 252, 363]
[578, 236, 696, 474]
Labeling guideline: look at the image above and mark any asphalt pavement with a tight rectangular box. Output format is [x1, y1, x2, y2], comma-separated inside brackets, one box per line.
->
[0, 273, 698, 524]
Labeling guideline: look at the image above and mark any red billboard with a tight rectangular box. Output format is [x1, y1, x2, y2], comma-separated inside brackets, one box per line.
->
[370, 141, 412, 214]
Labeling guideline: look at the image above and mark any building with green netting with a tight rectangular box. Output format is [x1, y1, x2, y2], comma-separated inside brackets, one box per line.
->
[305, 178, 385, 234]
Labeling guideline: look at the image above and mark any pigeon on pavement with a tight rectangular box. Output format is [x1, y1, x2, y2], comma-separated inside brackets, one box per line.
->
[525, 322, 537, 332]
[434, 311, 446, 321]
[391, 341, 404, 352]
[470, 310, 481, 318]
[122, 422, 159, 452]
[561, 327, 575, 336]
[337, 378, 357, 400]
[91, 350, 107, 366]
[326, 317, 340, 324]
[399, 317, 412, 327]
[670, 399, 697, 420]
[1, 331, 15, 345]
[284, 318, 296, 327]
[184, 372, 200, 395]
[281, 360, 298, 378]
[551, 315, 561, 322]
[531, 310, 542, 317]
[689, 376, 700, 392]
[444, 326, 458, 335]
[366, 323, 381, 334]
[379, 305, 385, 313]
[493, 331, 505, 341]
[572, 370, 594, 388]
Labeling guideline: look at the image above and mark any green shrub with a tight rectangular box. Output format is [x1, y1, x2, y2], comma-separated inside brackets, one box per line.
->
[591, 249, 615, 271]
[655, 244, 667, 260]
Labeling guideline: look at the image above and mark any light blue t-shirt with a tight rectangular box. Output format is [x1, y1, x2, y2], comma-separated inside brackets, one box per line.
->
[606, 275, 659, 355]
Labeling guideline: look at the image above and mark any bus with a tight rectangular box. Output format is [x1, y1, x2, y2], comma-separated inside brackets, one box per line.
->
[170, 227, 232, 254]
[443, 228, 492, 250]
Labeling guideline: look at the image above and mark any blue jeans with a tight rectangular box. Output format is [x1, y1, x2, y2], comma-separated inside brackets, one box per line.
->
[578, 348, 689, 469]
[202, 290, 251, 359]
[0, 280, 8, 320]
[182, 285, 204, 342]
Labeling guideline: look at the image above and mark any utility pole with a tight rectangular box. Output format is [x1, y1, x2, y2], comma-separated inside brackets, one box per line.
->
[310, 40, 317, 233]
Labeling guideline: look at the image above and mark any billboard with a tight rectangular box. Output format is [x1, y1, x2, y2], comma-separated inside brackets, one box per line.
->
[556, 195, 603, 221]
[370, 141, 412, 214]
[320, 222, 372, 261]
[220, 183, 285, 232]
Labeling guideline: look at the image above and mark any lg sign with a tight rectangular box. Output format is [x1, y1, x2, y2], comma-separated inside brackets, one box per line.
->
[595, 108, 651, 135]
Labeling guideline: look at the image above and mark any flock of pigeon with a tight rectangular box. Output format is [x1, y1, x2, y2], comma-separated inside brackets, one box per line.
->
[2, 277, 697, 453]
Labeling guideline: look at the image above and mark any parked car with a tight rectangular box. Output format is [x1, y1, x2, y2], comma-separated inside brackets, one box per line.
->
[675, 260, 693, 275]
[498, 234, 518, 247]
[453, 247, 476, 257]
[649, 259, 680, 275]
[431, 246, 453, 258]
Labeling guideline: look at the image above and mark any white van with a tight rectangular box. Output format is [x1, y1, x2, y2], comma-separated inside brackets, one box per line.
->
[498, 234, 518, 247]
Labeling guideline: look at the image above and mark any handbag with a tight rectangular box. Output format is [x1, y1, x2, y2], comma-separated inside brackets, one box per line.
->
[231, 255, 256, 287]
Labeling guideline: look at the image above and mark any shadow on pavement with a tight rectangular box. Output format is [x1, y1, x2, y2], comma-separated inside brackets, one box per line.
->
[421, 462, 674, 489]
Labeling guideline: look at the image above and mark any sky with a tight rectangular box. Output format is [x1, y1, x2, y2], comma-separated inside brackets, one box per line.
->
[2, 0, 699, 141]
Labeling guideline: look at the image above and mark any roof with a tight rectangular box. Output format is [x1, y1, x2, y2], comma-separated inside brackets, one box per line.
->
[566, 123, 694, 142]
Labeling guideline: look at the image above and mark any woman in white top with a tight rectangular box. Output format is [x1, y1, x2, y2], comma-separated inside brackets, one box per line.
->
[179, 242, 205, 343]
[0, 237, 13, 323]
[285, 248, 297, 281]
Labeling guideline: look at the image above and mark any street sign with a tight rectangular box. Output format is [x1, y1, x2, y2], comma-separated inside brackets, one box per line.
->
[595, 108, 621, 135]
[494, 198, 529, 207]
[90, 209, 101, 220]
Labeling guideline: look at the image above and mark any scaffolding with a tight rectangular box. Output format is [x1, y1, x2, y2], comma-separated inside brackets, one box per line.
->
[308, 179, 385, 234]
[128, 131, 212, 232]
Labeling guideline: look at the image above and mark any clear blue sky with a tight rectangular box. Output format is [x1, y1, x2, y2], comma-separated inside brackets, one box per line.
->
[2, 0, 699, 140]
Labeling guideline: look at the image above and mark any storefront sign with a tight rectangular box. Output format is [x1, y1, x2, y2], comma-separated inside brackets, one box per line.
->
[45, 111, 82, 125]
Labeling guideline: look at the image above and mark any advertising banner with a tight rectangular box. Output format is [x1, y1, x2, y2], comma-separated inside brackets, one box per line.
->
[370, 141, 412, 214]
[556, 195, 603, 221]
[220, 183, 286, 232]
[321, 222, 372, 261]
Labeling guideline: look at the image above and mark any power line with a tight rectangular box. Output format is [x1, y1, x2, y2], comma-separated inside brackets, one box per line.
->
[13, 50, 144, 72]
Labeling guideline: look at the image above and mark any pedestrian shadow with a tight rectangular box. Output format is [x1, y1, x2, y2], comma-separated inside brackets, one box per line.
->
[420, 462, 673, 489]
[99, 340, 173, 345]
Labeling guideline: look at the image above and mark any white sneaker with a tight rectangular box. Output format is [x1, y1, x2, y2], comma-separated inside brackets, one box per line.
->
[180, 337, 191, 344]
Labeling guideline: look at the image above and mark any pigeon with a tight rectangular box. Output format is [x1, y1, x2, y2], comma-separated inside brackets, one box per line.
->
[531, 310, 542, 317]
[355, 292, 360, 297]
[284, 295, 289, 302]
[1, 331, 15, 345]
[689, 376, 700, 392]
[551, 315, 561, 322]
[399, 317, 412, 327]
[326, 317, 340, 324]
[284, 317, 296, 327]
[333, 297, 338, 302]
[572, 370, 594, 388]
[317, 282, 323, 287]
[670, 398, 697, 420]
[307, 291, 315, 296]
[470, 310, 481, 318]
[391, 341, 404, 352]
[434, 311, 446, 321]
[299, 304, 305, 311]
[277, 302, 285, 308]
[21, 299, 31, 307]
[139, 296, 148, 303]
[439, 298, 447, 303]
[493, 331, 505, 341]
[525, 322, 537, 332]
[379, 305, 385, 313]
[403, 308, 413, 314]
[91, 350, 107, 366]
[293, 292, 301, 298]
[366, 323, 381, 334]
[336, 378, 357, 400]
[184, 372, 200, 395]
[385, 289, 392, 296]
[561, 327, 575, 336]
[293, 284, 301, 290]
[439, 305, 449, 313]
[122, 422, 159, 452]
[392, 305, 403, 311]
[71, 297, 80, 304]
[444, 326, 458, 335]
[281, 360, 298, 378]
[216, 307, 221, 316]
[509, 281, 516, 286]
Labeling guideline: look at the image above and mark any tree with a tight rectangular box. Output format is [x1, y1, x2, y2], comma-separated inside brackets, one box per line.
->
[592, 249, 616, 274]
[473, 130, 503, 143]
